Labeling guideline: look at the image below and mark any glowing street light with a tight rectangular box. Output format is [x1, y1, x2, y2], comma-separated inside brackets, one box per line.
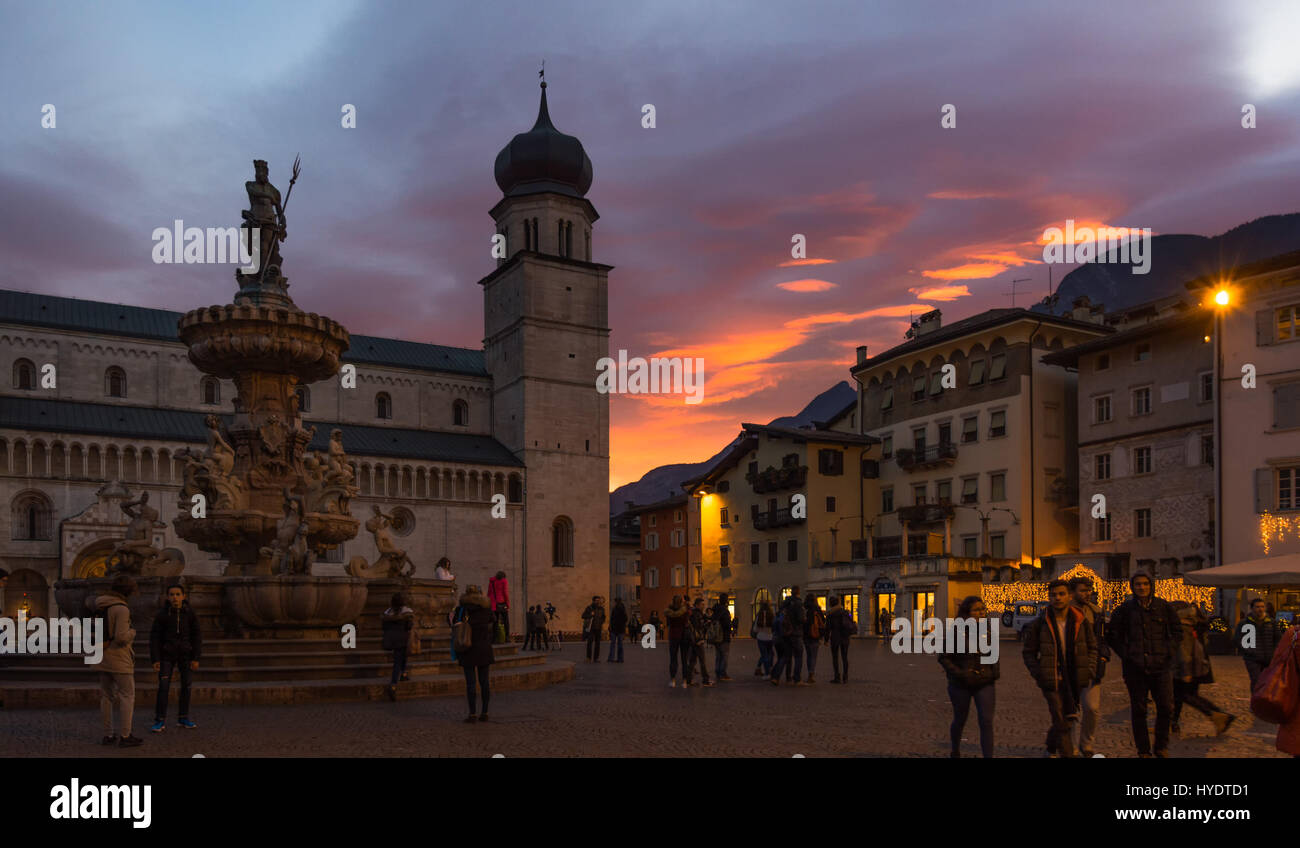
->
[1214, 288, 1231, 307]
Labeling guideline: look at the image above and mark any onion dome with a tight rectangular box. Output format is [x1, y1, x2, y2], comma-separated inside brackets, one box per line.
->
[494, 81, 593, 199]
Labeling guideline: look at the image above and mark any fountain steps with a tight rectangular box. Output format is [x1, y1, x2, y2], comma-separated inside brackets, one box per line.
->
[0, 656, 575, 708]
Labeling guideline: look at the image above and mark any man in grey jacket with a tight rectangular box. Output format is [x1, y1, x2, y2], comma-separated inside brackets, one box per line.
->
[96, 575, 142, 748]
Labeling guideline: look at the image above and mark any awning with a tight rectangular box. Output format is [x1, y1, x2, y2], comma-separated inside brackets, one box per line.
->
[1183, 554, 1300, 587]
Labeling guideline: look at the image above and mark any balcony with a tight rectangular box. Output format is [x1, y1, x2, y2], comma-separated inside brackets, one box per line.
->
[746, 465, 808, 494]
[752, 507, 806, 531]
[894, 442, 957, 471]
[895, 501, 956, 524]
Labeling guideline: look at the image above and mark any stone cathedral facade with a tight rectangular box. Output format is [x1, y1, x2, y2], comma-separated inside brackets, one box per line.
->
[0, 83, 610, 631]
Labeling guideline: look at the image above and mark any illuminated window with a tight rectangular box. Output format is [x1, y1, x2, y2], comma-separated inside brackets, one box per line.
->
[1278, 305, 1299, 342]
[720, 508, 729, 527]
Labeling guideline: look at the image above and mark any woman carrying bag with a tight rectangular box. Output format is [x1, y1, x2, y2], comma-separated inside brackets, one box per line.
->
[1253, 623, 1300, 756]
[455, 585, 496, 723]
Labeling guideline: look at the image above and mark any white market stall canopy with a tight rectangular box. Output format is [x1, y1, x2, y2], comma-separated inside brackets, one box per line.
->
[1184, 554, 1300, 588]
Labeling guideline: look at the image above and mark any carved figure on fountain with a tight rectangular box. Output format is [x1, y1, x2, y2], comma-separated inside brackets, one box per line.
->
[347, 505, 415, 579]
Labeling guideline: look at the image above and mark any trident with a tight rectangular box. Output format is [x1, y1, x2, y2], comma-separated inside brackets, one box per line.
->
[255, 154, 301, 286]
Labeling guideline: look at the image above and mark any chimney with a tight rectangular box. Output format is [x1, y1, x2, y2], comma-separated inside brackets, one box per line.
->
[856, 345, 868, 364]
[913, 309, 942, 338]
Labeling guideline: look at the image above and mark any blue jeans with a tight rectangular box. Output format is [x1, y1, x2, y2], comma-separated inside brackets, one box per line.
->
[608, 633, 624, 661]
[948, 682, 996, 757]
[714, 641, 730, 677]
[772, 636, 804, 682]
[757, 639, 774, 674]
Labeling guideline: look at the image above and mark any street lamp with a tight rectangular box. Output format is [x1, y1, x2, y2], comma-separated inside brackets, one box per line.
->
[1211, 286, 1232, 573]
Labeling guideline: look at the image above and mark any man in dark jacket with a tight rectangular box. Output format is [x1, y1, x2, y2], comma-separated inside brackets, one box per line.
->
[711, 595, 733, 681]
[685, 597, 715, 687]
[581, 596, 606, 663]
[608, 598, 629, 663]
[665, 596, 690, 687]
[770, 586, 807, 686]
[1106, 572, 1182, 757]
[1023, 579, 1098, 758]
[1236, 597, 1281, 691]
[826, 596, 857, 683]
[1069, 576, 1109, 757]
[150, 582, 203, 732]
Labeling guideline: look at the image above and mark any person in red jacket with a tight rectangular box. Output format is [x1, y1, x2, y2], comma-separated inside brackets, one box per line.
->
[487, 571, 510, 643]
[1271, 626, 1300, 757]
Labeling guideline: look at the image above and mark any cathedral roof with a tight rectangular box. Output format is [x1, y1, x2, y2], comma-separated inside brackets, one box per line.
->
[0, 289, 488, 378]
[0, 396, 523, 466]
[493, 82, 593, 199]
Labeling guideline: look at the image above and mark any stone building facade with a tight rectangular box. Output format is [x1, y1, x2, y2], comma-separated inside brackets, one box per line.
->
[0, 83, 609, 627]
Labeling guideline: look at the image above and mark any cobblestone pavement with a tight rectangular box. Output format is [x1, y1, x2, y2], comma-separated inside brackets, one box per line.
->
[1, 639, 1285, 757]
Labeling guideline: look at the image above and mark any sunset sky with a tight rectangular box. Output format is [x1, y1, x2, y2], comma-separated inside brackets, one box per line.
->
[4, 0, 1299, 489]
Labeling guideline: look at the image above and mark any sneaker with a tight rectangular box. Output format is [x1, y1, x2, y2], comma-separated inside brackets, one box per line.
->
[464, 715, 478, 724]
[1212, 712, 1236, 736]
[150, 720, 165, 733]
[100, 735, 119, 746]
[118, 735, 143, 748]
[703, 680, 715, 687]
[177, 718, 197, 730]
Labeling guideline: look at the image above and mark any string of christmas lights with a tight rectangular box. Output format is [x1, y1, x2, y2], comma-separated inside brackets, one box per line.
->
[979, 564, 1214, 615]
[1259, 511, 1300, 555]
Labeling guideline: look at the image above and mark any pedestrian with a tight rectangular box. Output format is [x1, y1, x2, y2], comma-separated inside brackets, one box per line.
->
[753, 600, 775, 677]
[802, 593, 826, 684]
[487, 570, 510, 643]
[826, 596, 857, 683]
[1023, 579, 1097, 758]
[710, 594, 732, 681]
[770, 587, 807, 686]
[878, 606, 890, 637]
[664, 595, 691, 687]
[1236, 597, 1281, 692]
[939, 595, 998, 757]
[434, 556, 454, 582]
[772, 606, 791, 682]
[381, 592, 414, 702]
[581, 595, 606, 662]
[1171, 601, 1236, 736]
[454, 584, 495, 723]
[608, 597, 628, 662]
[1266, 625, 1300, 756]
[521, 605, 536, 651]
[96, 575, 142, 748]
[1069, 576, 1109, 758]
[687, 597, 714, 687]
[1106, 572, 1182, 758]
[149, 582, 202, 733]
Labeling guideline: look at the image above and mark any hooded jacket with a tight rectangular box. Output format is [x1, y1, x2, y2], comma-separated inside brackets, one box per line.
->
[456, 591, 495, 668]
[1023, 604, 1097, 691]
[1173, 604, 1214, 684]
[664, 602, 689, 640]
[1107, 595, 1181, 675]
[150, 600, 202, 664]
[95, 592, 136, 675]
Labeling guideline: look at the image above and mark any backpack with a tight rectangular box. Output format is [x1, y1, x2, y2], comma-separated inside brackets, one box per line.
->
[843, 612, 859, 636]
[779, 606, 797, 638]
[809, 607, 825, 640]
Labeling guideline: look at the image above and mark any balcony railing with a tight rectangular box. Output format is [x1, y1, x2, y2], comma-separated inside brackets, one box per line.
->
[894, 442, 958, 471]
[895, 501, 956, 524]
[752, 507, 806, 531]
[746, 465, 808, 494]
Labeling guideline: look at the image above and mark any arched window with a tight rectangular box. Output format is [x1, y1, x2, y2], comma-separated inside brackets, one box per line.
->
[551, 515, 574, 567]
[11, 490, 53, 540]
[13, 358, 35, 391]
[453, 399, 468, 427]
[376, 392, 392, 419]
[296, 385, 311, 413]
[201, 376, 220, 405]
[105, 367, 127, 398]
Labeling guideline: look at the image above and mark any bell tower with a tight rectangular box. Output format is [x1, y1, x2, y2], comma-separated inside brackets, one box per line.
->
[480, 77, 610, 621]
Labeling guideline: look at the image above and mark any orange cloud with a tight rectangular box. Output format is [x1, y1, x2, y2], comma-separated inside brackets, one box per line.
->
[783, 303, 932, 331]
[920, 262, 1008, 281]
[927, 189, 1010, 200]
[777, 278, 837, 292]
[1037, 219, 1119, 245]
[908, 285, 971, 302]
[778, 258, 835, 267]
